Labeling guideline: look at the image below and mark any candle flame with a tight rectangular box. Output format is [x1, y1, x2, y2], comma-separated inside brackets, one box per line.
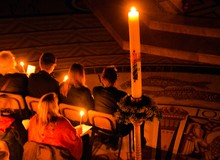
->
[20, 62, 24, 66]
[80, 111, 84, 117]
[131, 7, 136, 12]
[63, 75, 68, 82]
[129, 7, 139, 17]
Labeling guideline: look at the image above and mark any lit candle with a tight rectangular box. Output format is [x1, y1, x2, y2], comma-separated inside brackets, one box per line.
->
[27, 65, 36, 77]
[20, 62, 25, 73]
[80, 111, 84, 126]
[128, 7, 142, 98]
[63, 75, 68, 82]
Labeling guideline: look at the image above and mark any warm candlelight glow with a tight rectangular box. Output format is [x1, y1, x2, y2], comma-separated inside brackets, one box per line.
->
[20, 62, 24, 66]
[27, 65, 36, 77]
[63, 75, 68, 82]
[129, 7, 139, 17]
[80, 111, 84, 117]
[80, 111, 84, 126]
[20, 62, 25, 73]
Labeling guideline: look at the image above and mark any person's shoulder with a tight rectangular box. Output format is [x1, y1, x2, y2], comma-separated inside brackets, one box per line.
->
[7, 73, 28, 79]
[117, 89, 127, 96]
[93, 86, 104, 91]
[57, 116, 70, 124]
[28, 72, 39, 78]
[29, 114, 38, 125]
[57, 116, 75, 128]
[81, 86, 91, 92]
[93, 86, 106, 95]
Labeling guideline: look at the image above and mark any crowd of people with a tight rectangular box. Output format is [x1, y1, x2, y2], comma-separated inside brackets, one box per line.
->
[0, 50, 145, 160]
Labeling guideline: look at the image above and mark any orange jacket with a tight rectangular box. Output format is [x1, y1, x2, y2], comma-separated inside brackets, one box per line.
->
[28, 115, 83, 160]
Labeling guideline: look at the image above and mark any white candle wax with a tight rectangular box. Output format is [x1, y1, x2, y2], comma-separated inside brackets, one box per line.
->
[128, 7, 142, 98]
[80, 111, 84, 126]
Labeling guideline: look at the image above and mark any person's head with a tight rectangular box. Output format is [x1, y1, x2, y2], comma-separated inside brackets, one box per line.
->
[36, 92, 60, 138]
[39, 52, 57, 74]
[101, 65, 118, 87]
[0, 94, 14, 115]
[60, 63, 85, 97]
[0, 50, 17, 75]
[37, 92, 60, 123]
[68, 63, 85, 88]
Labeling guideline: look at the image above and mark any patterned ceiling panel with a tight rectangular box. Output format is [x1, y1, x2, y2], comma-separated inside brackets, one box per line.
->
[0, 0, 219, 76]
[154, 0, 220, 19]
[0, 14, 103, 34]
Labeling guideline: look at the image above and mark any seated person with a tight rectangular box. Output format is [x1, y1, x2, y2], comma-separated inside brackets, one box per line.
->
[28, 52, 60, 100]
[59, 63, 93, 159]
[23, 92, 83, 160]
[0, 94, 28, 160]
[0, 50, 28, 97]
[93, 66, 133, 148]
[93, 65, 127, 115]
[60, 63, 94, 113]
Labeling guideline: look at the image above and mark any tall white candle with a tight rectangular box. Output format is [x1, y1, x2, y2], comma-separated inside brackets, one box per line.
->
[128, 7, 142, 98]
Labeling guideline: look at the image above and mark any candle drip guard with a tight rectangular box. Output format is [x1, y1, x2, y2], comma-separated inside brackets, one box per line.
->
[114, 94, 162, 160]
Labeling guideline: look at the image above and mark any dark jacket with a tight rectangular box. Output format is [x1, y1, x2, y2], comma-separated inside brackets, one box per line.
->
[93, 86, 127, 115]
[60, 83, 94, 111]
[0, 114, 28, 160]
[93, 86, 132, 136]
[0, 73, 28, 97]
[28, 70, 60, 99]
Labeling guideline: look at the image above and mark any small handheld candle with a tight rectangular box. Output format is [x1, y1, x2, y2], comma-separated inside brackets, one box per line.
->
[20, 62, 25, 73]
[80, 111, 84, 126]
[63, 75, 68, 82]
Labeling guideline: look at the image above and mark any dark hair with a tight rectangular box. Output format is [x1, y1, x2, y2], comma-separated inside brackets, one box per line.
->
[101, 66, 117, 87]
[39, 52, 57, 70]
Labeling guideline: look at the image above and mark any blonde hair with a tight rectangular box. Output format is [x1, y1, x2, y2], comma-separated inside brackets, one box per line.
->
[60, 63, 86, 97]
[0, 51, 17, 75]
[36, 92, 61, 137]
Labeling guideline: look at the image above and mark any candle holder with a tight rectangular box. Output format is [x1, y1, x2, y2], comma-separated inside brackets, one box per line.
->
[114, 94, 162, 160]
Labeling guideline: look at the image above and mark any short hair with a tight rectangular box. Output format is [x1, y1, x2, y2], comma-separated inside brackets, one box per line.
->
[39, 52, 57, 71]
[0, 50, 16, 75]
[101, 66, 117, 87]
